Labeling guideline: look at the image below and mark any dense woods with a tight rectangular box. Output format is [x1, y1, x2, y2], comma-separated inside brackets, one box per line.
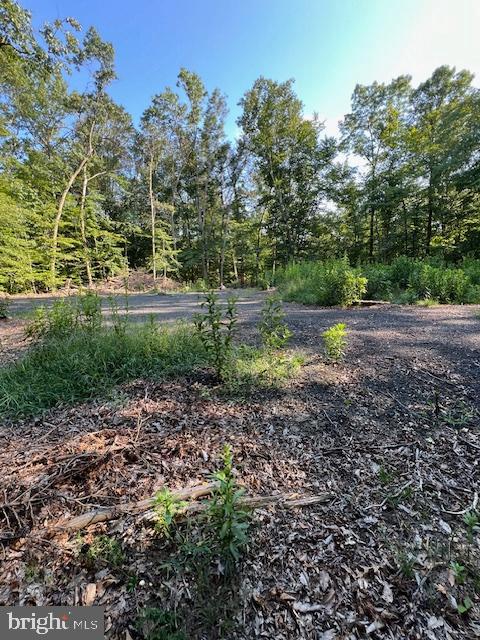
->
[1, 0, 480, 293]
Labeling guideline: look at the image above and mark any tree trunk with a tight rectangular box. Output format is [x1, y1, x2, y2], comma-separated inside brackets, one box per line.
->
[51, 156, 89, 288]
[368, 206, 375, 261]
[79, 166, 93, 287]
[148, 153, 156, 281]
[426, 176, 434, 255]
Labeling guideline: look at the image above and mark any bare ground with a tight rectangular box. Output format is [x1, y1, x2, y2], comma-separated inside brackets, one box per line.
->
[0, 294, 479, 639]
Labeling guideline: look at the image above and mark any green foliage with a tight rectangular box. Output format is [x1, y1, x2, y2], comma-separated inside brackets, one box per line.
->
[0, 320, 207, 419]
[450, 561, 467, 585]
[276, 259, 367, 307]
[154, 489, 187, 537]
[194, 292, 237, 380]
[136, 607, 186, 640]
[457, 597, 473, 615]
[26, 299, 78, 339]
[322, 323, 347, 362]
[259, 296, 291, 351]
[208, 444, 250, 564]
[0, 296, 10, 319]
[86, 535, 124, 567]
[463, 511, 479, 543]
[25, 292, 103, 339]
[231, 345, 303, 391]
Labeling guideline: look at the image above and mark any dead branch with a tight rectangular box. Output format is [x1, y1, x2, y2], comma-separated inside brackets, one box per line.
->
[54, 485, 333, 532]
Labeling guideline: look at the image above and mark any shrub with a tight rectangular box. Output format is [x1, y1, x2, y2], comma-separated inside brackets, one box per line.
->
[25, 292, 103, 340]
[276, 259, 367, 307]
[407, 264, 471, 303]
[194, 292, 237, 380]
[0, 296, 10, 320]
[362, 263, 392, 300]
[259, 296, 291, 351]
[26, 298, 78, 339]
[322, 323, 347, 362]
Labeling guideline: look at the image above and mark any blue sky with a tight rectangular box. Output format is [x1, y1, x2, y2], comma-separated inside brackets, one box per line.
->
[24, 0, 480, 139]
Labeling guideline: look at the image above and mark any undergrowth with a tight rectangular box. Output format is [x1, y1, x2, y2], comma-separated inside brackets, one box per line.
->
[275, 256, 480, 306]
[1, 291, 301, 419]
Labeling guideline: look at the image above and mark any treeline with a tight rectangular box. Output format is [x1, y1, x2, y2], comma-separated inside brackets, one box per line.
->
[1, 0, 480, 293]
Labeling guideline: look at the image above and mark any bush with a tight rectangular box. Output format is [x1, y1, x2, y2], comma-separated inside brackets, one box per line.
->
[25, 291, 103, 339]
[322, 323, 347, 362]
[0, 296, 10, 320]
[361, 263, 392, 300]
[276, 259, 367, 307]
[407, 263, 471, 303]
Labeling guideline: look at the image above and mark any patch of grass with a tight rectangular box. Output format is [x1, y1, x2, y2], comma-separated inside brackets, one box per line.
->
[85, 535, 124, 568]
[0, 321, 208, 419]
[415, 297, 439, 307]
[229, 345, 303, 391]
[136, 607, 186, 640]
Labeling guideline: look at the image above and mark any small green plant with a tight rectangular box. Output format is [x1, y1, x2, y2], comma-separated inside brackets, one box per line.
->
[208, 444, 250, 564]
[0, 296, 10, 319]
[378, 466, 395, 486]
[463, 511, 479, 543]
[26, 299, 78, 339]
[108, 295, 127, 336]
[136, 607, 186, 640]
[259, 296, 291, 351]
[395, 550, 415, 579]
[450, 561, 467, 585]
[86, 534, 124, 567]
[322, 323, 347, 362]
[457, 596, 473, 615]
[76, 291, 102, 331]
[194, 292, 237, 380]
[154, 488, 187, 536]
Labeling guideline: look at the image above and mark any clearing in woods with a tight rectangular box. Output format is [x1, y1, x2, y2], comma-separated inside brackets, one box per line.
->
[0, 292, 479, 638]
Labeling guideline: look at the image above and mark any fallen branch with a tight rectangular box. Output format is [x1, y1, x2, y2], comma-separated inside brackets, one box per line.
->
[54, 484, 333, 532]
[54, 482, 217, 531]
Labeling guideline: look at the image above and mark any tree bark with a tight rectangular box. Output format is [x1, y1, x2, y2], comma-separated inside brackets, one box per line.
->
[148, 152, 157, 281]
[51, 156, 89, 288]
[79, 166, 93, 287]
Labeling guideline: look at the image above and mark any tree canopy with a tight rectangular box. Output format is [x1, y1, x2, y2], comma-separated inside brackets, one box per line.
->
[1, 1, 480, 293]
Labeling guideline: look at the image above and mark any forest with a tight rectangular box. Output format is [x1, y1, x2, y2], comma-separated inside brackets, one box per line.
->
[1, 0, 480, 294]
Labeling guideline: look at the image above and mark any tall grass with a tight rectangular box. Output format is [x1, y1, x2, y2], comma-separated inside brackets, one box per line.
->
[0, 320, 207, 419]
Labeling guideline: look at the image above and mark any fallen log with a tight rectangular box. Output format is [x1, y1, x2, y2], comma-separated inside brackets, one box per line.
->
[54, 484, 333, 532]
[54, 482, 217, 532]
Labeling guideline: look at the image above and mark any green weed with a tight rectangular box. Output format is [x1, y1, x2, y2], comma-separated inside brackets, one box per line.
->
[136, 607, 186, 640]
[322, 323, 347, 362]
[194, 292, 237, 380]
[259, 295, 291, 351]
[86, 535, 124, 567]
[154, 489, 187, 537]
[208, 444, 250, 565]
